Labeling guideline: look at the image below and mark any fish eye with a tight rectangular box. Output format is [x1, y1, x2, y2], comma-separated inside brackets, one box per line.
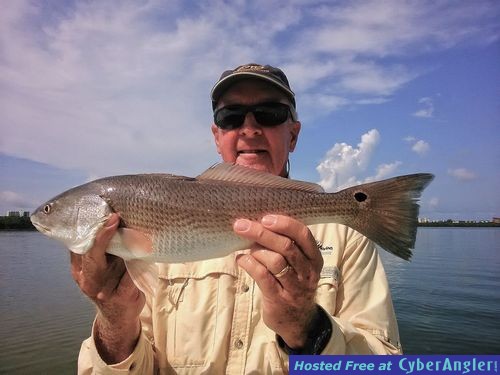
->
[43, 204, 52, 214]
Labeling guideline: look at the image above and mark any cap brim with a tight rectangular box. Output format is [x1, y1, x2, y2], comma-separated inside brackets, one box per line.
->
[210, 72, 295, 104]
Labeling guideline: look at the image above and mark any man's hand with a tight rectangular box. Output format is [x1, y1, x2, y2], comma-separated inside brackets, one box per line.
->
[70, 213, 144, 363]
[233, 214, 324, 349]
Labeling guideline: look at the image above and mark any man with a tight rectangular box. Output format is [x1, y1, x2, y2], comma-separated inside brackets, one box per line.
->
[75, 63, 401, 374]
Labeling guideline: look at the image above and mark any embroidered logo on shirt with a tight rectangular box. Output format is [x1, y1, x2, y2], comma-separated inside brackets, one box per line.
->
[317, 241, 334, 255]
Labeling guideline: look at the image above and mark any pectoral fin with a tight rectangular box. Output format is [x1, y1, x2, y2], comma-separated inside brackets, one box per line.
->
[108, 228, 154, 259]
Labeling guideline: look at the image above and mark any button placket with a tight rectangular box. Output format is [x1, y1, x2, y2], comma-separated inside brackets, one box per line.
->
[226, 270, 253, 373]
[234, 339, 244, 349]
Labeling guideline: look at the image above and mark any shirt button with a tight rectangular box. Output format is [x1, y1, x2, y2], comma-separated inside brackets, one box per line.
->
[235, 339, 244, 349]
[241, 284, 249, 293]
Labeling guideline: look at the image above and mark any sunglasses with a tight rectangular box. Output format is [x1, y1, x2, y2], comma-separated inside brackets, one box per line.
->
[214, 102, 296, 130]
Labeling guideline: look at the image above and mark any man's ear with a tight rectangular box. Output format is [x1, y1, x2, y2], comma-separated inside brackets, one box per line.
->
[211, 124, 222, 154]
[289, 121, 301, 152]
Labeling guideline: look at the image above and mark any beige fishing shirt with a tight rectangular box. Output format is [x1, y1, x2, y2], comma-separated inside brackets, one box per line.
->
[78, 223, 402, 374]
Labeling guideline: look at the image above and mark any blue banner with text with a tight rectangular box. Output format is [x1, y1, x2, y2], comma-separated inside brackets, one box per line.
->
[290, 355, 499, 375]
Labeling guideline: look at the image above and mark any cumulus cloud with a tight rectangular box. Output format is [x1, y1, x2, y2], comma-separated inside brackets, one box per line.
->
[413, 97, 434, 118]
[405, 136, 430, 156]
[316, 129, 380, 191]
[364, 161, 403, 183]
[448, 168, 476, 180]
[1, 1, 498, 178]
[316, 129, 404, 191]
[412, 140, 430, 156]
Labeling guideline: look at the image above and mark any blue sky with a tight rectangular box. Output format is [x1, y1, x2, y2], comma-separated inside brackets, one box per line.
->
[1, 0, 499, 220]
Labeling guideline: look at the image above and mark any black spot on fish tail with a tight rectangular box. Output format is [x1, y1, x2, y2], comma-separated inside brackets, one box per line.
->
[354, 192, 368, 202]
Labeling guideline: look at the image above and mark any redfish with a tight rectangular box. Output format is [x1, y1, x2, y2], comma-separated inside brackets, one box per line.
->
[31, 163, 433, 293]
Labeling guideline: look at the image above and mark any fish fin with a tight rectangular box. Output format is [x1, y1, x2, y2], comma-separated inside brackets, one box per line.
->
[125, 259, 158, 296]
[69, 216, 110, 255]
[339, 173, 434, 261]
[139, 173, 195, 181]
[197, 163, 324, 192]
[119, 228, 154, 258]
[69, 238, 94, 255]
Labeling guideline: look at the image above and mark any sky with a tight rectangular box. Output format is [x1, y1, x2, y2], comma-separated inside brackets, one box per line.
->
[1, 0, 499, 220]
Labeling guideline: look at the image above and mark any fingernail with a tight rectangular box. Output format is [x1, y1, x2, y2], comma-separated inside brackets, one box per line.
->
[236, 254, 251, 266]
[261, 215, 277, 227]
[234, 219, 251, 232]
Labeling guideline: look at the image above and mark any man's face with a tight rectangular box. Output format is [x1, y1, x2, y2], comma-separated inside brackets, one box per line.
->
[211, 80, 301, 177]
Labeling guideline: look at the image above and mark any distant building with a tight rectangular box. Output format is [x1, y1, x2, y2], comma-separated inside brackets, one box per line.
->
[4, 211, 30, 217]
[493, 217, 500, 224]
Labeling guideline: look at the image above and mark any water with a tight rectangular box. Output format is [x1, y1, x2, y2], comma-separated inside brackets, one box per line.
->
[379, 228, 500, 354]
[0, 232, 95, 374]
[1, 228, 499, 373]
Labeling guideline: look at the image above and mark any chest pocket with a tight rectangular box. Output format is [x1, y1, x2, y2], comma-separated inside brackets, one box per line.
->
[156, 256, 239, 369]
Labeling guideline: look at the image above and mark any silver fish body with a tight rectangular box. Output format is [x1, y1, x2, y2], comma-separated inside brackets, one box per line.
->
[31, 163, 434, 262]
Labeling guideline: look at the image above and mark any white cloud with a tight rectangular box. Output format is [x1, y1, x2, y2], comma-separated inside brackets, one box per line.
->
[0, 191, 36, 210]
[316, 129, 404, 191]
[300, 93, 350, 115]
[339, 62, 416, 96]
[306, 1, 499, 55]
[365, 161, 403, 183]
[1, 1, 498, 178]
[429, 197, 439, 209]
[448, 168, 476, 180]
[316, 129, 380, 191]
[412, 140, 430, 156]
[404, 136, 430, 156]
[355, 97, 390, 105]
[413, 97, 434, 118]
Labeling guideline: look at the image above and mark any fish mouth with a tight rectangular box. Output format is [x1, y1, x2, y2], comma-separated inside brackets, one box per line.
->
[31, 219, 51, 234]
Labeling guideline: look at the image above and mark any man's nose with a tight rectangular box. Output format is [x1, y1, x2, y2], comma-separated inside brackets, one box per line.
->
[239, 112, 262, 136]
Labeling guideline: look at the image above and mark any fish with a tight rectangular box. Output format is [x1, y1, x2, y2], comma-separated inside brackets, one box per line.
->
[31, 163, 433, 294]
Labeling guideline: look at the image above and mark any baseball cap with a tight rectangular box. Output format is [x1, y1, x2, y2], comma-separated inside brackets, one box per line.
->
[211, 63, 296, 109]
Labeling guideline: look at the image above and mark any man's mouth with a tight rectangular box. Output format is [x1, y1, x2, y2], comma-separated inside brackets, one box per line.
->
[237, 150, 266, 155]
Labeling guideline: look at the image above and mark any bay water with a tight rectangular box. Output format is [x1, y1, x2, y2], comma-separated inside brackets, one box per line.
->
[1, 228, 499, 373]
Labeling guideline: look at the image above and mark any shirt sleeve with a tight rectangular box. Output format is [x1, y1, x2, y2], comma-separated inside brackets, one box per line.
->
[318, 232, 402, 355]
[77, 297, 157, 374]
[78, 326, 155, 374]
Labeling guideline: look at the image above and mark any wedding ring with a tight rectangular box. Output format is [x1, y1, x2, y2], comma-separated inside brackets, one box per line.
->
[273, 264, 291, 278]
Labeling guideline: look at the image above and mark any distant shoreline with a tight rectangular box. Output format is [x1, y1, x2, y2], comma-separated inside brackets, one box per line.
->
[1, 216, 498, 231]
[418, 222, 499, 228]
[0, 216, 36, 230]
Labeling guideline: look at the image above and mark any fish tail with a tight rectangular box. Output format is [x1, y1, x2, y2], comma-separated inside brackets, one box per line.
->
[337, 173, 434, 260]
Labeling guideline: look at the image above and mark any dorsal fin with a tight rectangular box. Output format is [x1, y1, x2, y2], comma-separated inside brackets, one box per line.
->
[196, 163, 324, 193]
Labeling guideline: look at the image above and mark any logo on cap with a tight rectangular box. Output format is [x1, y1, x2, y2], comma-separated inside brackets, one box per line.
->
[235, 64, 270, 74]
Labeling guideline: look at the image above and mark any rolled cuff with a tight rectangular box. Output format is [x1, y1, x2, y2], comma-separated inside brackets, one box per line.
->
[322, 313, 402, 355]
[78, 319, 155, 374]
